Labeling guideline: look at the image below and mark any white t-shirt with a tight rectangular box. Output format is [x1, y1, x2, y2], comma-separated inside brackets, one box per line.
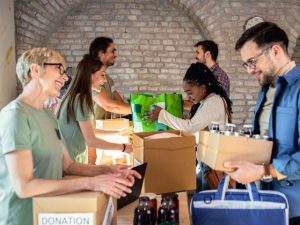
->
[158, 93, 228, 143]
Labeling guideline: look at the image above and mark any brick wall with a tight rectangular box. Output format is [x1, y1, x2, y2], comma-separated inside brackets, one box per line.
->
[47, 0, 201, 97]
[294, 38, 300, 64]
[14, 0, 300, 125]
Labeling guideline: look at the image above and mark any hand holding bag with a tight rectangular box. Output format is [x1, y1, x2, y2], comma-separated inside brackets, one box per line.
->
[191, 175, 289, 225]
[130, 93, 183, 132]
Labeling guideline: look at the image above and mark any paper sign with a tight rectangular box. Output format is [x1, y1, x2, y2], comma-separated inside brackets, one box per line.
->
[38, 213, 93, 225]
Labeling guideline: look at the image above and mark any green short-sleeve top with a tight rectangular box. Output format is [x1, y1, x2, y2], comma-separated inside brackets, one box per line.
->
[93, 73, 114, 120]
[0, 99, 64, 225]
[58, 95, 92, 162]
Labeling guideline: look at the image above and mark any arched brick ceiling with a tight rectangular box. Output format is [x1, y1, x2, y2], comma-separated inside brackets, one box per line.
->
[14, 0, 88, 54]
[15, 0, 300, 55]
[14, 0, 224, 54]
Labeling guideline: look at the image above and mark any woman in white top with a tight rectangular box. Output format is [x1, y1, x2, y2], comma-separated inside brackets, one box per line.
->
[149, 62, 232, 190]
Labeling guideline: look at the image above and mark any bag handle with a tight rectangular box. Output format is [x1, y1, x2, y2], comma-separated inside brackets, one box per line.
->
[215, 175, 259, 201]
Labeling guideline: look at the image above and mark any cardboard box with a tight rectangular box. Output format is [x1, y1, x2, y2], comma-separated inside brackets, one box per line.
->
[198, 131, 273, 171]
[33, 191, 117, 225]
[96, 118, 130, 130]
[132, 130, 196, 194]
[90, 122, 132, 166]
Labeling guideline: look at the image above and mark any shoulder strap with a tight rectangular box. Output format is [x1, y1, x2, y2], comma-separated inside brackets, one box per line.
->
[221, 97, 232, 123]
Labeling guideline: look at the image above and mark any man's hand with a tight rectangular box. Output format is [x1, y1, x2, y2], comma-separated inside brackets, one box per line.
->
[224, 161, 264, 184]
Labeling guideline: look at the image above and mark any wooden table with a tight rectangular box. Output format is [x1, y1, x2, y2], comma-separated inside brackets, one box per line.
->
[117, 192, 191, 225]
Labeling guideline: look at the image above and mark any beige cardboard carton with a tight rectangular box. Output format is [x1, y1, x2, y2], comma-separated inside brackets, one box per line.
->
[198, 131, 273, 171]
[96, 118, 130, 130]
[33, 191, 117, 225]
[132, 130, 196, 194]
[90, 120, 132, 166]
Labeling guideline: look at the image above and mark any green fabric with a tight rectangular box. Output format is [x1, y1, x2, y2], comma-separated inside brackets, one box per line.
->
[0, 99, 64, 225]
[93, 73, 114, 120]
[58, 95, 92, 163]
[130, 93, 183, 132]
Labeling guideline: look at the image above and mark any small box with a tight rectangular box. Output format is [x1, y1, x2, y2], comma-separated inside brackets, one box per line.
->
[96, 118, 130, 130]
[198, 131, 273, 171]
[132, 130, 196, 194]
[92, 120, 132, 166]
[33, 191, 117, 225]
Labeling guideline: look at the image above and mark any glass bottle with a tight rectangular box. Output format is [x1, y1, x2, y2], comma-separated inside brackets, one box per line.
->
[209, 121, 220, 133]
[140, 193, 157, 224]
[157, 196, 170, 225]
[225, 123, 236, 135]
[168, 197, 179, 225]
[158, 195, 179, 225]
[133, 196, 155, 225]
[243, 124, 253, 137]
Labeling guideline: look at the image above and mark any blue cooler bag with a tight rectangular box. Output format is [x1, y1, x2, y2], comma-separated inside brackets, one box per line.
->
[191, 175, 289, 225]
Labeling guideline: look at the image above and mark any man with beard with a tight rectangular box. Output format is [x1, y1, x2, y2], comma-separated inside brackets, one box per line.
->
[89, 37, 131, 120]
[194, 40, 230, 97]
[224, 22, 300, 225]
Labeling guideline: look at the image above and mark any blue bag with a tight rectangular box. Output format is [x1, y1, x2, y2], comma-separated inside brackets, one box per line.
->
[191, 175, 289, 225]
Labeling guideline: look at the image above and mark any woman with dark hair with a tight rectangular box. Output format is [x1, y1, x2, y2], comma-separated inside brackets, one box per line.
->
[149, 62, 232, 190]
[58, 55, 132, 163]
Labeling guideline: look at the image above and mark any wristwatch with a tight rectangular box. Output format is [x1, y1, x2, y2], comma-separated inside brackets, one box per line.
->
[260, 164, 273, 182]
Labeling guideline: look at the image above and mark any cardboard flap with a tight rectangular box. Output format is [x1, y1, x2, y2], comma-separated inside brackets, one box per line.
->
[133, 130, 196, 151]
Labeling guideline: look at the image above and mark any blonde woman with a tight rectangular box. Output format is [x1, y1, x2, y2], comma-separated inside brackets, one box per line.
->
[0, 48, 140, 225]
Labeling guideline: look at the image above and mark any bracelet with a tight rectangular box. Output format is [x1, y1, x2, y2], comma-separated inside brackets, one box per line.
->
[122, 143, 126, 152]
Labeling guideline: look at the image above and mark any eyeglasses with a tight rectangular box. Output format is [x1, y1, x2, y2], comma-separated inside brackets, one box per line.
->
[242, 46, 271, 70]
[43, 63, 66, 75]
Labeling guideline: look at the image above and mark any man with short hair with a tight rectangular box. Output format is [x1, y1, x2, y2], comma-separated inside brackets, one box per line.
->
[225, 22, 300, 224]
[194, 40, 230, 97]
[89, 37, 131, 119]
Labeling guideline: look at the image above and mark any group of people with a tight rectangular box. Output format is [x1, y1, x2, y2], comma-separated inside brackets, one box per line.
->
[0, 20, 299, 225]
[0, 47, 140, 225]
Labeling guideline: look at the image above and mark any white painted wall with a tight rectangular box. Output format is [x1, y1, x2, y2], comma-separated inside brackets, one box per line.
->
[0, 0, 16, 109]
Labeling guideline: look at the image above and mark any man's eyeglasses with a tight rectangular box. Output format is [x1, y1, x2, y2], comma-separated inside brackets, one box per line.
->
[242, 46, 272, 70]
[43, 63, 66, 75]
